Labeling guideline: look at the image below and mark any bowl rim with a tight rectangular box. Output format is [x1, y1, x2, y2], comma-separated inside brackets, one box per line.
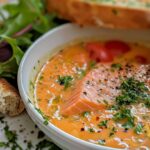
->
[17, 23, 129, 150]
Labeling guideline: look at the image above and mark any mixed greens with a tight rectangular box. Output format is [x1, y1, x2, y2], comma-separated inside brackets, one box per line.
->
[0, 0, 62, 79]
[0, 1, 63, 149]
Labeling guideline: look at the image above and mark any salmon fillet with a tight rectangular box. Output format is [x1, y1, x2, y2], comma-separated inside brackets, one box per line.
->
[61, 63, 150, 116]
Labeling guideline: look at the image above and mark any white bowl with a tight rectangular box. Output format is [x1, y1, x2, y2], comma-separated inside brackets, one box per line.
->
[18, 23, 150, 150]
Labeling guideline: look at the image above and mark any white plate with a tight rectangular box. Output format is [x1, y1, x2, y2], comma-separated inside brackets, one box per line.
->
[0, 112, 60, 150]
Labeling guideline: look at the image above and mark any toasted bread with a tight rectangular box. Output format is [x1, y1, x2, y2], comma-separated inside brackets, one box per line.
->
[0, 78, 24, 116]
[47, 0, 150, 29]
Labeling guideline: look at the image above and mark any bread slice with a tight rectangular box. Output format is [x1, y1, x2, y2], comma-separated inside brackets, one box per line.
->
[47, 0, 150, 29]
[0, 78, 24, 116]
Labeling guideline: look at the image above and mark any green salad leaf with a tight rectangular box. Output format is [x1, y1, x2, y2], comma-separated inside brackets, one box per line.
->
[0, 0, 61, 78]
[0, 35, 24, 78]
[0, 0, 57, 36]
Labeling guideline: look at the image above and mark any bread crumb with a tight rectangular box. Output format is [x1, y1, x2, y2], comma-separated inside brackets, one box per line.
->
[0, 78, 24, 116]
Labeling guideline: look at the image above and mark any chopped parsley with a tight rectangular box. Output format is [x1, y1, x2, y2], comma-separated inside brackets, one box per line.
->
[111, 63, 122, 70]
[30, 81, 34, 89]
[37, 131, 45, 139]
[0, 125, 23, 150]
[89, 60, 96, 69]
[134, 123, 143, 135]
[36, 139, 60, 150]
[79, 69, 86, 78]
[144, 98, 150, 108]
[57, 75, 73, 89]
[109, 127, 117, 137]
[82, 111, 91, 117]
[111, 77, 150, 131]
[39, 75, 44, 80]
[43, 120, 49, 126]
[35, 108, 49, 126]
[116, 77, 150, 106]
[98, 120, 108, 128]
[108, 105, 119, 111]
[36, 108, 44, 115]
[76, 67, 86, 79]
[27, 141, 33, 149]
[103, 100, 109, 106]
[4, 125, 17, 143]
[113, 108, 135, 129]
[0, 142, 8, 148]
[88, 128, 95, 133]
[28, 99, 32, 104]
[98, 139, 106, 145]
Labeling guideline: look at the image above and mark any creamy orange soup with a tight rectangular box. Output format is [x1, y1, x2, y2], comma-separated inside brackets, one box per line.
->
[34, 40, 150, 149]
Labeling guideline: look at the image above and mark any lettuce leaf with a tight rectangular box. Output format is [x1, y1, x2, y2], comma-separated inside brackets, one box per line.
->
[0, 35, 24, 78]
[0, 0, 57, 36]
[0, 0, 60, 78]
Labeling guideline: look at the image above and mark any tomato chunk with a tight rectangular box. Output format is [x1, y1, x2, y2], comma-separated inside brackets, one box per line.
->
[105, 40, 130, 57]
[85, 40, 130, 63]
[85, 42, 113, 62]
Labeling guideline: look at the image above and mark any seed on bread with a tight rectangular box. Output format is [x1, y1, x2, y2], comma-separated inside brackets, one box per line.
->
[0, 78, 24, 116]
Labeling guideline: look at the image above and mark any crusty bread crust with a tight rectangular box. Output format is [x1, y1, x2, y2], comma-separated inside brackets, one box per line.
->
[47, 0, 150, 29]
[0, 78, 24, 116]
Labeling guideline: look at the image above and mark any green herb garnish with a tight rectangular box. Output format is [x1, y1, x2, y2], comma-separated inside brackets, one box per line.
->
[88, 128, 95, 133]
[135, 123, 143, 134]
[76, 67, 87, 79]
[111, 63, 122, 70]
[89, 60, 96, 69]
[36, 139, 60, 150]
[0, 142, 8, 148]
[79, 69, 86, 78]
[98, 120, 108, 128]
[116, 77, 150, 106]
[109, 127, 117, 137]
[108, 105, 119, 111]
[37, 131, 45, 139]
[35, 108, 49, 126]
[57, 75, 73, 89]
[27, 141, 33, 150]
[82, 111, 91, 117]
[4, 125, 17, 143]
[3, 125, 22, 150]
[113, 108, 135, 129]
[98, 139, 106, 145]
[39, 75, 44, 80]
[112, 77, 150, 131]
[43, 120, 49, 126]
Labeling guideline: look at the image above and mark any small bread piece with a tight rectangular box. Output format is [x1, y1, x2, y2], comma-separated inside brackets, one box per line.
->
[47, 0, 150, 29]
[0, 78, 24, 116]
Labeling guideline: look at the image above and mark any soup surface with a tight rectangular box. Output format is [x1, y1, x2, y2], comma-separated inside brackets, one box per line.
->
[34, 40, 150, 149]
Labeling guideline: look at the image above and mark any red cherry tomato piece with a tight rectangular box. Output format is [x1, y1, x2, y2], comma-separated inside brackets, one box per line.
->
[105, 40, 130, 57]
[85, 42, 113, 62]
[135, 55, 147, 64]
